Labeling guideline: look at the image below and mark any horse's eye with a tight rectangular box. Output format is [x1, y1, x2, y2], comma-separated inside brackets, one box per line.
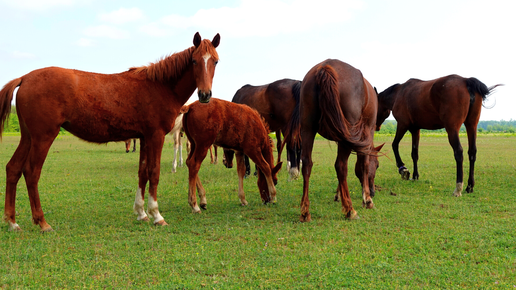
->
[192, 59, 197, 65]
[214, 60, 218, 66]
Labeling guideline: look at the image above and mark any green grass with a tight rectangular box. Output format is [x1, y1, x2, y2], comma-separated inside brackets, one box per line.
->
[1, 134, 515, 289]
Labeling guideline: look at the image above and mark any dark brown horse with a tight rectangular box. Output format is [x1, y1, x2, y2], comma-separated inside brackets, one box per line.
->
[376, 74, 502, 196]
[0, 32, 220, 231]
[285, 59, 379, 222]
[230, 79, 302, 179]
[182, 98, 282, 212]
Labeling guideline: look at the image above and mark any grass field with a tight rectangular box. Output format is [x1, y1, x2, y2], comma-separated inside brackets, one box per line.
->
[1, 133, 515, 289]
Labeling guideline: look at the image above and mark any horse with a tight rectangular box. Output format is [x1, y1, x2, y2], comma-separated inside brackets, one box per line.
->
[169, 106, 218, 173]
[182, 98, 282, 213]
[0, 32, 220, 232]
[284, 59, 379, 222]
[376, 74, 502, 196]
[230, 79, 302, 180]
[125, 139, 137, 153]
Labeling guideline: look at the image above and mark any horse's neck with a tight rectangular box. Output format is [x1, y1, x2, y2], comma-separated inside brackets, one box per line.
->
[167, 67, 197, 105]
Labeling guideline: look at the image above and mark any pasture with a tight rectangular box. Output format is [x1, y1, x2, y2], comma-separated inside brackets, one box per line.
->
[1, 133, 515, 288]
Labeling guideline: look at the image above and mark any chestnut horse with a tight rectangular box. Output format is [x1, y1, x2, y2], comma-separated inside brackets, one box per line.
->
[182, 98, 282, 213]
[376, 74, 502, 196]
[0, 32, 220, 231]
[231, 79, 302, 179]
[285, 59, 379, 222]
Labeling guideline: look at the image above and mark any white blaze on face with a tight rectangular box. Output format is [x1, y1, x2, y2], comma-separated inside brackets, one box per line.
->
[202, 53, 212, 72]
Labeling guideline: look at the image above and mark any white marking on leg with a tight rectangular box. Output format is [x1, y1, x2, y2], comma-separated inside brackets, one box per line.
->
[133, 188, 148, 221]
[453, 182, 464, 197]
[147, 195, 164, 224]
[178, 144, 183, 167]
[8, 221, 21, 231]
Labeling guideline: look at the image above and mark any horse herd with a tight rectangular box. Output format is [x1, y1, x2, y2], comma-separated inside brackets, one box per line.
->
[0, 32, 501, 232]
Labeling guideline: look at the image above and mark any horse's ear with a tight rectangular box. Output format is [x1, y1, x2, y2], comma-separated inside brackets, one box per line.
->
[374, 143, 385, 152]
[211, 33, 220, 48]
[374, 87, 379, 95]
[193, 32, 201, 48]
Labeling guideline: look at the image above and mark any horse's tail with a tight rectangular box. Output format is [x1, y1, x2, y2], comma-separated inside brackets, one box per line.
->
[466, 77, 504, 102]
[283, 81, 302, 149]
[316, 65, 371, 154]
[0, 78, 22, 138]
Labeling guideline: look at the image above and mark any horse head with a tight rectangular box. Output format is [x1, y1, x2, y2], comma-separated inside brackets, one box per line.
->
[192, 32, 220, 103]
[355, 143, 385, 198]
[376, 84, 399, 130]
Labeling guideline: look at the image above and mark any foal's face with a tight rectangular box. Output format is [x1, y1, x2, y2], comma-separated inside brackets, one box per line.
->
[192, 33, 220, 103]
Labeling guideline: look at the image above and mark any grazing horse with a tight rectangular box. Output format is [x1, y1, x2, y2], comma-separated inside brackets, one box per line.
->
[182, 98, 282, 213]
[231, 79, 302, 179]
[0, 32, 220, 231]
[285, 59, 379, 222]
[376, 74, 502, 196]
[125, 139, 137, 153]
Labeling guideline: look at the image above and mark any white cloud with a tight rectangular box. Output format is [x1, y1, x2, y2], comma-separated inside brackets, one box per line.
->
[141, 0, 363, 38]
[84, 25, 130, 39]
[75, 38, 95, 47]
[12, 51, 36, 59]
[1, 0, 75, 10]
[99, 7, 144, 24]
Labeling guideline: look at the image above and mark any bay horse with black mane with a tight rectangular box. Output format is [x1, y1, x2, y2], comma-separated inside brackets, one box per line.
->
[182, 98, 282, 212]
[0, 32, 220, 232]
[285, 59, 379, 222]
[376, 74, 502, 196]
[229, 79, 302, 180]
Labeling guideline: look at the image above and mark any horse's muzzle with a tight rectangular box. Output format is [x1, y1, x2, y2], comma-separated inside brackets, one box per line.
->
[198, 90, 212, 103]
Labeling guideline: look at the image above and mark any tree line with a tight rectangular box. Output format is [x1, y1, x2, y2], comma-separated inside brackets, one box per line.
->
[2, 109, 515, 134]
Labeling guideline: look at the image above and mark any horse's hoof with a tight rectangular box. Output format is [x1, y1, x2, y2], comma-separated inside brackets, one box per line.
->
[155, 220, 168, 226]
[466, 185, 474, 193]
[299, 213, 312, 222]
[200, 205, 207, 210]
[8, 222, 22, 232]
[346, 210, 359, 220]
[41, 227, 54, 233]
[139, 216, 150, 222]
[363, 200, 374, 209]
[400, 170, 410, 180]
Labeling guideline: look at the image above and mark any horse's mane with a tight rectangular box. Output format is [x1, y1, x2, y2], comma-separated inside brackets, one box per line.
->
[130, 39, 218, 83]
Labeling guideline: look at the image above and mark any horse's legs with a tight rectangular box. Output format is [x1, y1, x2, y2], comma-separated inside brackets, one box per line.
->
[446, 129, 464, 197]
[213, 145, 218, 164]
[287, 142, 300, 181]
[464, 123, 478, 193]
[132, 139, 136, 152]
[195, 175, 207, 210]
[393, 125, 410, 180]
[356, 152, 375, 209]
[186, 143, 210, 213]
[335, 145, 359, 219]
[244, 155, 251, 177]
[134, 138, 150, 221]
[23, 133, 58, 232]
[299, 130, 316, 222]
[410, 129, 421, 180]
[172, 131, 180, 173]
[235, 152, 248, 206]
[276, 130, 282, 164]
[4, 131, 31, 231]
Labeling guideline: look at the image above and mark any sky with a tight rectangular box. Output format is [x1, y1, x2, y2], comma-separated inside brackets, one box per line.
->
[0, 0, 514, 121]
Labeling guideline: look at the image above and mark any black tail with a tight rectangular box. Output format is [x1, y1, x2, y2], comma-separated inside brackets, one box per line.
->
[283, 81, 302, 149]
